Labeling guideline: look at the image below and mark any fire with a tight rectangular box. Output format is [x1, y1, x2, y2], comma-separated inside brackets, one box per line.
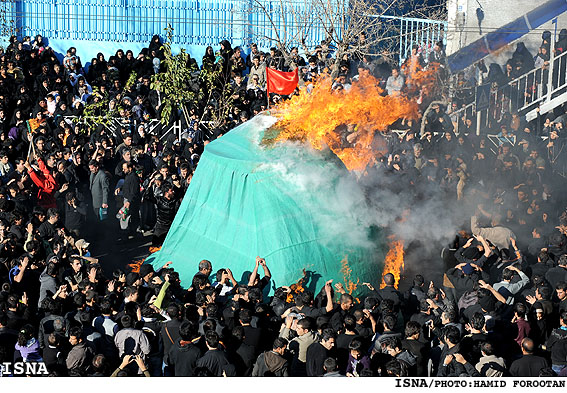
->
[126, 246, 162, 273]
[272, 73, 418, 172]
[127, 259, 143, 273]
[340, 256, 360, 295]
[380, 239, 405, 289]
[402, 62, 441, 99]
[286, 268, 307, 303]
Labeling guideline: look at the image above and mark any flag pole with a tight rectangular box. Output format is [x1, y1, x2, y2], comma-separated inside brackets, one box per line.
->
[266, 67, 270, 112]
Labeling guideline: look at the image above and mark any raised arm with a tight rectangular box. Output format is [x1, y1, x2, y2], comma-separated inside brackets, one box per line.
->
[260, 258, 271, 279]
[478, 280, 506, 304]
[247, 256, 261, 286]
[324, 279, 334, 313]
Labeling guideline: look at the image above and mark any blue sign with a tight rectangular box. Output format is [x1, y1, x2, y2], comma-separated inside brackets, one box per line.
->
[448, 0, 567, 72]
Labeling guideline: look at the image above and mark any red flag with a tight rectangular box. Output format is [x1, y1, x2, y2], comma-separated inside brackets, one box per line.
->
[266, 67, 299, 95]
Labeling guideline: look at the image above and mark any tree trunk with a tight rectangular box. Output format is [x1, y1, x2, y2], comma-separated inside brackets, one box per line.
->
[419, 100, 448, 136]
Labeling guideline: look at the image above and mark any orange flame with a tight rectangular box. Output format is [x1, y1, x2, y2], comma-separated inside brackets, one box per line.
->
[380, 239, 405, 289]
[286, 268, 307, 303]
[149, 246, 162, 254]
[127, 259, 143, 273]
[126, 246, 162, 273]
[273, 74, 418, 172]
[340, 256, 360, 295]
[402, 63, 441, 99]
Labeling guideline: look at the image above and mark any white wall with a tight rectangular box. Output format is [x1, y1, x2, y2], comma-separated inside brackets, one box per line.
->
[446, 0, 567, 67]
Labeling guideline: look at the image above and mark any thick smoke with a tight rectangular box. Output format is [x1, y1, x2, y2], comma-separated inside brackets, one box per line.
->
[259, 121, 469, 282]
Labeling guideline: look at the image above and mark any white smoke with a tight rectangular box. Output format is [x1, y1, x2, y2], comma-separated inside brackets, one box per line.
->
[254, 114, 466, 278]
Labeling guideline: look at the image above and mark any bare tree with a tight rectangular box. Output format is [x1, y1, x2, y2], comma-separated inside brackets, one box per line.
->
[247, 0, 446, 79]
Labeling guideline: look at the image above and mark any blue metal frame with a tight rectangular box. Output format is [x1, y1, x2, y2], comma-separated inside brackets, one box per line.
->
[5, 0, 334, 49]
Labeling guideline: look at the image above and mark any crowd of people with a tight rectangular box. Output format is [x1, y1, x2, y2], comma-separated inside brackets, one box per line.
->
[0, 28, 566, 379]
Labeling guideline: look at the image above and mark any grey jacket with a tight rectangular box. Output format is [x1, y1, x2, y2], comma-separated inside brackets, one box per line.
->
[471, 216, 516, 250]
[476, 355, 507, 377]
[38, 268, 58, 308]
[66, 342, 94, 371]
[114, 327, 151, 357]
[493, 271, 529, 304]
[279, 326, 318, 363]
[89, 169, 110, 209]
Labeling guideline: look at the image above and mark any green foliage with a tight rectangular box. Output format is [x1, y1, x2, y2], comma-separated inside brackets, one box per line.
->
[0, 1, 16, 38]
[151, 24, 198, 125]
[75, 87, 111, 131]
[76, 70, 137, 132]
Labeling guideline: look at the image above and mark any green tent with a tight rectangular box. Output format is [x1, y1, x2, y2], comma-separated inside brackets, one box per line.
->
[146, 115, 383, 294]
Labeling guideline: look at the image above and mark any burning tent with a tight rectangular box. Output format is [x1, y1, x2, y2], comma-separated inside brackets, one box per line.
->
[145, 114, 385, 294]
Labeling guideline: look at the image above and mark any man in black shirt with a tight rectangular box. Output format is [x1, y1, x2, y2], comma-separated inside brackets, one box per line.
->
[167, 320, 202, 376]
[38, 208, 59, 241]
[149, 182, 180, 246]
[118, 162, 141, 238]
[509, 338, 548, 376]
[306, 328, 336, 376]
[556, 282, 567, 313]
[196, 331, 234, 376]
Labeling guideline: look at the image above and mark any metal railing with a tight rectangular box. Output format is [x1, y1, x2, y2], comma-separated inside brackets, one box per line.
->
[6, 0, 337, 49]
[377, 15, 447, 66]
[63, 116, 183, 142]
[451, 46, 567, 134]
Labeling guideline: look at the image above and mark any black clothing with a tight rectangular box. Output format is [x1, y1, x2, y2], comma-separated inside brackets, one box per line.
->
[38, 221, 56, 240]
[122, 171, 141, 204]
[305, 342, 329, 377]
[0, 326, 18, 361]
[229, 342, 256, 376]
[64, 201, 87, 233]
[196, 348, 232, 376]
[160, 319, 182, 359]
[167, 341, 201, 376]
[402, 338, 429, 377]
[546, 327, 567, 366]
[546, 267, 567, 290]
[509, 354, 548, 376]
[376, 286, 404, 312]
[242, 325, 263, 355]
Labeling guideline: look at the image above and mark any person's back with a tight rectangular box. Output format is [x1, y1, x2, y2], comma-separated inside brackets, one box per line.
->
[510, 338, 548, 376]
[401, 338, 428, 376]
[38, 265, 58, 307]
[196, 346, 231, 376]
[252, 350, 288, 377]
[251, 337, 289, 377]
[475, 342, 507, 377]
[196, 330, 232, 376]
[546, 266, 567, 290]
[160, 305, 182, 357]
[509, 353, 548, 376]
[168, 341, 201, 376]
[0, 315, 18, 362]
[379, 285, 404, 311]
[114, 315, 150, 357]
[476, 354, 507, 377]
[545, 312, 567, 373]
[232, 340, 256, 376]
